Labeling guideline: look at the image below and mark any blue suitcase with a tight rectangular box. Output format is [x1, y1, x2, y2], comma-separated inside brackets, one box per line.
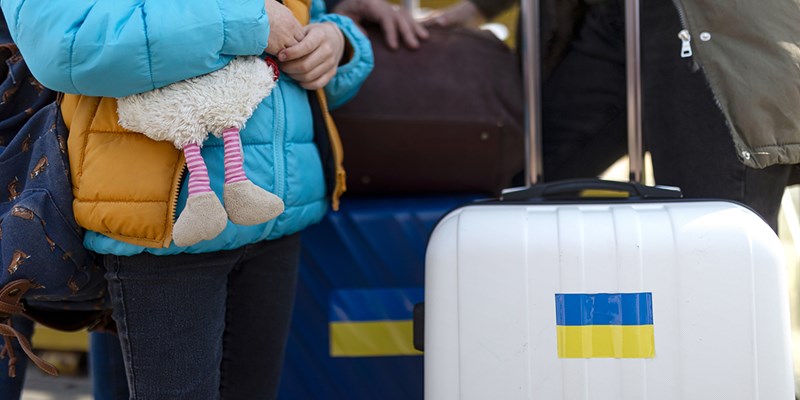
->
[278, 195, 480, 400]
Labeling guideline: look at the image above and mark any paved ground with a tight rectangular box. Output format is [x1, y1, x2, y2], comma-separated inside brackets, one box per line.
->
[22, 368, 91, 400]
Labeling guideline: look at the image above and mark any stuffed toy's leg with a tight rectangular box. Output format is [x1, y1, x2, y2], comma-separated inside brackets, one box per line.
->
[172, 143, 228, 247]
[222, 128, 284, 225]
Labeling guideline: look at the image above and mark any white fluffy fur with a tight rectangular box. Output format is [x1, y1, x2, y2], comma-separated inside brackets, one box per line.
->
[117, 56, 277, 148]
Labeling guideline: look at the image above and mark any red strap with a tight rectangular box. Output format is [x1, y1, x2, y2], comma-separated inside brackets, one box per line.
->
[265, 57, 280, 81]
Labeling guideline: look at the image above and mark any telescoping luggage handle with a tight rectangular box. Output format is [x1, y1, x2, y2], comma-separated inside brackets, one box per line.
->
[520, 0, 643, 185]
[503, 0, 681, 201]
[502, 178, 681, 201]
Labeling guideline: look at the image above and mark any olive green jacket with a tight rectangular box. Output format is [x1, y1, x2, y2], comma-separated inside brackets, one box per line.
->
[676, 0, 800, 168]
[471, 0, 800, 169]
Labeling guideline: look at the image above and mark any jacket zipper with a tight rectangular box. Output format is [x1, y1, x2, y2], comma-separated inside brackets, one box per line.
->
[166, 161, 187, 247]
[671, 0, 693, 58]
[262, 80, 286, 236]
[273, 84, 286, 200]
[678, 29, 693, 58]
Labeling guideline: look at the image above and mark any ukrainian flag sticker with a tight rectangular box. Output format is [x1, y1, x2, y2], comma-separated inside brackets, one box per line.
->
[555, 293, 655, 358]
[329, 288, 423, 357]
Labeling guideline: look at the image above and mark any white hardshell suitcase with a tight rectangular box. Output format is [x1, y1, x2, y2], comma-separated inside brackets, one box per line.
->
[422, 0, 794, 398]
[425, 193, 793, 399]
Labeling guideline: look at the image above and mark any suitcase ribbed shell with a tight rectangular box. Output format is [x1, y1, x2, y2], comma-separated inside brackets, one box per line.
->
[425, 200, 793, 399]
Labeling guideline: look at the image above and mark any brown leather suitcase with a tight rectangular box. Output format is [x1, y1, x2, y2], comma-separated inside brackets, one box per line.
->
[332, 25, 525, 195]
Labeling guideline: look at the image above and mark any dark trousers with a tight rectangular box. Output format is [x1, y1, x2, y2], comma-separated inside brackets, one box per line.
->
[0, 315, 33, 399]
[542, 0, 791, 230]
[90, 331, 130, 400]
[104, 234, 301, 400]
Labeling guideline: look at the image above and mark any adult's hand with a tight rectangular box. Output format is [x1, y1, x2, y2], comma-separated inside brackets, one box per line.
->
[334, 0, 429, 50]
[265, 0, 306, 55]
[278, 23, 345, 90]
[421, 1, 486, 28]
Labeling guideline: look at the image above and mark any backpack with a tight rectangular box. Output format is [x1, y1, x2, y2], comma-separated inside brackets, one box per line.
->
[0, 39, 110, 377]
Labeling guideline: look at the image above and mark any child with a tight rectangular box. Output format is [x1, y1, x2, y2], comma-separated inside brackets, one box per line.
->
[1, 0, 374, 398]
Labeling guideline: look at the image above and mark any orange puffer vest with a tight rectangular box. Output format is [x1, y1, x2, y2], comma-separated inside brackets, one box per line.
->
[62, 0, 345, 249]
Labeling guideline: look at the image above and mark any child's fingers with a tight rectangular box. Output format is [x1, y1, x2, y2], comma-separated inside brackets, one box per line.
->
[279, 29, 320, 62]
[287, 56, 333, 83]
[299, 69, 336, 91]
[281, 48, 327, 76]
[294, 25, 308, 42]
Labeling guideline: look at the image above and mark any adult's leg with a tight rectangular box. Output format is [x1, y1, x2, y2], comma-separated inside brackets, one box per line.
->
[0, 315, 34, 399]
[641, 0, 791, 231]
[105, 249, 242, 400]
[219, 234, 301, 400]
[542, 0, 628, 181]
[90, 331, 130, 400]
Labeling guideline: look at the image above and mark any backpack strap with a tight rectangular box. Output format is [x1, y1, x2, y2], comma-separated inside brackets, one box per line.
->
[0, 280, 59, 377]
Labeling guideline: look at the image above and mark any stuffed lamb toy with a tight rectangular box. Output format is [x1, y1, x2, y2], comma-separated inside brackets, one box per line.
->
[117, 56, 284, 247]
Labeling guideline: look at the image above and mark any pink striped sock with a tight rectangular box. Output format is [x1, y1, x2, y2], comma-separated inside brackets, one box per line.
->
[223, 128, 248, 184]
[184, 143, 212, 197]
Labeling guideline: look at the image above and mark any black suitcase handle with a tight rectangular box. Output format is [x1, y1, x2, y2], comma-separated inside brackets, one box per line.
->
[501, 178, 683, 201]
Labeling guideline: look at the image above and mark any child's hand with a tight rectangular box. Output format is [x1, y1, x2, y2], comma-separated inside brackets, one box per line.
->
[265, 0, 306, 55]
[277, 22, 345, 90]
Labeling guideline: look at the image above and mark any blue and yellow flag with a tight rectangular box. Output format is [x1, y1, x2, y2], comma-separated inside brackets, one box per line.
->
[555, 292, 655, 358]
[329, 288, 423, 357]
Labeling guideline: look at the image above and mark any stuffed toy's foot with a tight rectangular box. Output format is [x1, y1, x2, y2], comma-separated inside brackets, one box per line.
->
[223, 181, 284, 226]
[173, 192, 228, 247]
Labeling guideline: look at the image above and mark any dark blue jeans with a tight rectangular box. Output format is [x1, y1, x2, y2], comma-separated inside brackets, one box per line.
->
[542, 0, 791, 230]
[90, 331, 130, 400]
[104, 234, 301, 400]
[0, 315, 33, 399]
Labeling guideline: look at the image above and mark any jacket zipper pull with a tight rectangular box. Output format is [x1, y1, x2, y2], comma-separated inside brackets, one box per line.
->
[678, 30, 693, 58]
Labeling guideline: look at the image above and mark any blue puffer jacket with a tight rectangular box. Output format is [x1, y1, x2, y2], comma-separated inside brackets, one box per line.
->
[1, 0, 374, 256]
